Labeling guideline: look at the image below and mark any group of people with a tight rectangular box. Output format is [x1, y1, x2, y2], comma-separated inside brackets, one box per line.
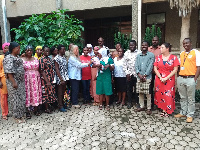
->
[0, 36, 199, 123]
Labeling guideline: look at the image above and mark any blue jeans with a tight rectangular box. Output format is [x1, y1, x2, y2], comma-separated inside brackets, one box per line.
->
[70, 79, 80, 105]
[81, 80, 91, 102]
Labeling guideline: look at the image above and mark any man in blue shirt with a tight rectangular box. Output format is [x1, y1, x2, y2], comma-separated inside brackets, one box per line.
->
[135, 41, 155, 115]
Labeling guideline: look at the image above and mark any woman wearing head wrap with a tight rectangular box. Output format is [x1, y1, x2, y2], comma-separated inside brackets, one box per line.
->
[0, 43, 10, 120]
[22, 45, 42, 118]
[3, 42, 26, 123]
[95, 48, 114, 110]
[34, 46, 43, 59]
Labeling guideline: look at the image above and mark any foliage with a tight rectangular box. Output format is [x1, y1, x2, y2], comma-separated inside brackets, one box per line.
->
[114, 32, 132, 51]
[11, 9, 84, 54]
[144, 25, 162, 46]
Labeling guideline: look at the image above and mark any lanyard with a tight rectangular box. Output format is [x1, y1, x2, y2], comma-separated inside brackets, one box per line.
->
[182, 50, 192, 66]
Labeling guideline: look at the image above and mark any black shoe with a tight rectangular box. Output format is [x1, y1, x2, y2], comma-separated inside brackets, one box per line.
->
[127, 103, 132, 109]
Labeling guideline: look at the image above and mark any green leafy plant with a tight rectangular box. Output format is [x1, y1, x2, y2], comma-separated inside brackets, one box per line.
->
[114, 32, 132, 51]
[144, 25, 162, 46]
[11, 9, 84, 54]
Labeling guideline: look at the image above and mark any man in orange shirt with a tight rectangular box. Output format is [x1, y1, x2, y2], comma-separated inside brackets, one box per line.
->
[148, 36, 161, 110]
[175, 38, 200, 123]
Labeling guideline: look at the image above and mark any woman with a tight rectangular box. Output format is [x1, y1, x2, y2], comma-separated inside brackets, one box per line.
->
[54, 44, 69, 112]
[113, 48, 126, 107]
[80, 47, 92, 104]
[68, 45, 92, 108]
[3, 42, 26, 123]
[0, 43, 10, 120]
[22, 45, 42, 118]
[90, 46, 100, 105]
[96, 48, 114, 110]
[154, 43, 180, 117]
[49, 46, 58, 60]
[34, 46, 43, 59]
[39, 46, 57, 113]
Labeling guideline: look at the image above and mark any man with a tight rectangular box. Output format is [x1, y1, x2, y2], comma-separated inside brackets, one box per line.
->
[148, 36, 161, 110]
[98, 37, 110, 57]
[135, 41, 155, 115]
[123, 40, 141, 109]
[175, 38, 200, 123]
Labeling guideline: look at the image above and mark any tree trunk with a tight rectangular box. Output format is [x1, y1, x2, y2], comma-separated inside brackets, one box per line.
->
[180, 13, 191, 52]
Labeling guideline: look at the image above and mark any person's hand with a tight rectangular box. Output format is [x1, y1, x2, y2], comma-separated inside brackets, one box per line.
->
[60, 80, 65, 85]
[99, 64, 103, 70]
[138, 73, 143, 81]
[104, 64, 110, 70]
[94, 76, 97, 81]
[161, 77, 168, 83]
[88, 60, 93, 66]
[142, 76, 146, 82]
[0, 81, 3, 89]
[112, 78, 114, 83]
[12, 81, 18, 89]
[126, 74, 131, 81]
[21, 53, 25, 57]
[46, 82, 51, 88]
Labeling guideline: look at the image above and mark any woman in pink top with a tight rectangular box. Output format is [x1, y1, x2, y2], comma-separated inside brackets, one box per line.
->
[22, 45, 42, 118]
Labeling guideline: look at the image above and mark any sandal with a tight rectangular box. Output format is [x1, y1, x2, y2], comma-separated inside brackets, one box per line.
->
[106, 105, 110, 111]
[160, 112, 165, 117]
[45, 109, 52, 114]
[164, 112, 169, 117]
[2, 116, 8, 120]
[99, 105, 103, 110]
[34, 111, 41, 116]
[14, 118, 23, 123]
[116, 101, 121, 105]
[26, 112, 31, 119]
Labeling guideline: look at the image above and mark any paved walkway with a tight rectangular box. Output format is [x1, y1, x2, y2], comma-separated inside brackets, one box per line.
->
[0, 103, 200, 150]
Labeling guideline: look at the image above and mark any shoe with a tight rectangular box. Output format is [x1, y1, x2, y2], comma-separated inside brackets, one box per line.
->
[106, 105, 110, 111]
[2, 116, 8, 120]
[146, 109, 152, 115]
[127, 103, 132, 109]
[99, 105, 103, 110]
[73, 105, 80, 108]
[135, 108, 145, 112]
[174, 113, 186, 118]
[45, 109, 52, 114]
[26, 112, 31, 119]
[186, 117, 193, 123]
[59, 107, 67, 112]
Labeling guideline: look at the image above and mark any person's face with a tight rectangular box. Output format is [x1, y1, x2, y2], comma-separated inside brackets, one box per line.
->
[141, 42, 148, 51]
[160, 44, 168, 54]
[129, 42, 136, 51]
[88, 47, 92, 53]
[115, 44, 121, 51]
[25, 48, 33, 57]
[36, 48, 43, 56]
[94, 49, 99, 55]
[43, 48, 50, 56]
[73, 47, 79, 56]
[13, 46, 20, 55]
[97, 53, 102, 59]
[59, 47, 66, 55]
[183, 39, 192, 51]
[118, 49, 124, 57]
[4, 46, 9, 53]
[83, 48, 89, 56]
[152, 37, 159, 47]
[52, 48, 58, 56]
[98, 38, 104, 47]
[112, 51, 118, 59]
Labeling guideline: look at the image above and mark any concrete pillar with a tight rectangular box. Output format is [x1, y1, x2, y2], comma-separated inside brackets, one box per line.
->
[56, 0, 63, 10]
[132, 0, 138, 47]
[0, 0, 11, 45]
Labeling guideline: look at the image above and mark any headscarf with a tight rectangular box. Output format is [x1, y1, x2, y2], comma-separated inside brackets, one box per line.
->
[2, 43, 10, 53]
[9, 42, 19, 53]
[99, 47, 109, 64]
[34, 45, 42, 59]
[94, 46, 99, 51]
[87, 44, 94, 56]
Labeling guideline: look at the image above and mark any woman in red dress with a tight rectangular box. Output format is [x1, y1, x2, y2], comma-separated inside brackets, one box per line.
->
[154, 43, 180, 117]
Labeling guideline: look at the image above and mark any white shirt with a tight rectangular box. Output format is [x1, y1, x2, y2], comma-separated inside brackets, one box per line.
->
[114, 57, 126, 77]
